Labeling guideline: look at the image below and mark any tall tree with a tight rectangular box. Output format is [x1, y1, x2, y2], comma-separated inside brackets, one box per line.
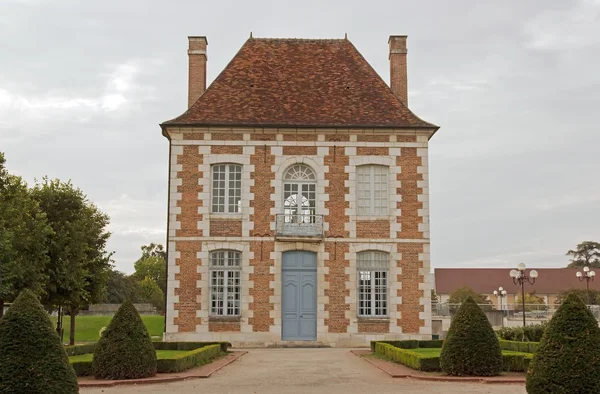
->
[137, 276, 164, 313]
[103, 269, 140, 304]
[32, 178, 112, 344]
[138, 243, 166, 261]
[0, 153, 51, 318]
[133, 255, 166, 294]
[567, 241, 600, 268]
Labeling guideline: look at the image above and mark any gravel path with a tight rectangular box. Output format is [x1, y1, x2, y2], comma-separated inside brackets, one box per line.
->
[81, 348, 527, 394]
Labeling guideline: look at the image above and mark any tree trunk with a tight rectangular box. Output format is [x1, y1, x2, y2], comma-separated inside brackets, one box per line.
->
[56, 305, 63, 341]
[69, 306, 77, 346]
[0, 299, 4, 318]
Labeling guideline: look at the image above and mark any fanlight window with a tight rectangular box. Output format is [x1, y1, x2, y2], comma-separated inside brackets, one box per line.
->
[284, 164, 316, 181]
[283, 164, 316, 223]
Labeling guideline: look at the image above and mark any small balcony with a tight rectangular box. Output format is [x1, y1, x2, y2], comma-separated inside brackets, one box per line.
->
[275, 214, 324, 241]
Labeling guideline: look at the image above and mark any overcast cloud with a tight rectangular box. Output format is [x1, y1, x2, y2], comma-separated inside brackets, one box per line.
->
[1, 0, 598, 273]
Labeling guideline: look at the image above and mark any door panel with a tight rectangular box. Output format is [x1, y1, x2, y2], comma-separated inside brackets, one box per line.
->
[282, 251, 317, 341]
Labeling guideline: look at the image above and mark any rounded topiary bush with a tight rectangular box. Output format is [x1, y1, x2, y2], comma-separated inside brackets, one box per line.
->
[92, 300, 157, 379]
[526, 293, 600, 393]
[0, 289, 79, 393]
[440, 296, 502, 376]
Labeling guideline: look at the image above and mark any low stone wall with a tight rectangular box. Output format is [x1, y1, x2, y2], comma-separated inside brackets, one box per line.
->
[80, 303, 157, 316]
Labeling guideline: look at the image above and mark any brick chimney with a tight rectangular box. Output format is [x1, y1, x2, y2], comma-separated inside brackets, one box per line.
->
[188, 36, 208, 108]
[388, 35, 408, 107]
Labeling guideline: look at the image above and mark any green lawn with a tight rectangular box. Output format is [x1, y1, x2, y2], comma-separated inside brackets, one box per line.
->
[411, 348, 531, 357]
[49, 315, 164, 343]
[69, 350, 187, 363]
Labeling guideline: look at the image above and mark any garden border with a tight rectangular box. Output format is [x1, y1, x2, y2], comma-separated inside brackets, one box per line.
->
[352, 350, 525, 384]
[78, 351, 246, 388]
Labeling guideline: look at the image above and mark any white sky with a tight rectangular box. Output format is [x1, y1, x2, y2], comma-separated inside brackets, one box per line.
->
[1, 0, 599, 273]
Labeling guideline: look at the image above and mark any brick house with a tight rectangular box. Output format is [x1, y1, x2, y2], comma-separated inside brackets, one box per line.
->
[160, 35, 439, 347]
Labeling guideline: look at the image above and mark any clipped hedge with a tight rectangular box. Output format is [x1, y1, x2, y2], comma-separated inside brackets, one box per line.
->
[92, 300, 157, 379]
[156, 344, 221, 373]
[496, 322, 548, 342]
[370, 339, 443, 352]
[0, 290, 79, 394]
[527, 294, 600, 393]
[440, 297, 503, 376]
[65, 343, 96, 356]
[375, 343, 440, 371]
[499, 339, 539, 353]
[374, 342, 534, 373]
[69, 342, 226, 376]
[154, 341, 230, 353]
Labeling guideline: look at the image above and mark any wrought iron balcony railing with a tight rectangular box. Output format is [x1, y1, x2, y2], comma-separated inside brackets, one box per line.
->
[275, 214, 324, 239]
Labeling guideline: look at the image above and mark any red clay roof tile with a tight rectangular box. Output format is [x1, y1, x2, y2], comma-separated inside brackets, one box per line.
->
[162, 38, 437, 129]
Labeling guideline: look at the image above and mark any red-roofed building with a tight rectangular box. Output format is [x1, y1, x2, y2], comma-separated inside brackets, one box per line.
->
[161, 35, 439, 347]
[434, 268, 600, 307]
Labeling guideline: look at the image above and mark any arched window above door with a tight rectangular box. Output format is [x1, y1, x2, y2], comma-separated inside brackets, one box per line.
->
[284, 164, 316, 181]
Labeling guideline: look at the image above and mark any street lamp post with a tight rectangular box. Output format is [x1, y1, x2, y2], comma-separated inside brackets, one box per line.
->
[577, 266, 596, 305]
[493, 287, 507, 327]
[510, 263, 539, 329]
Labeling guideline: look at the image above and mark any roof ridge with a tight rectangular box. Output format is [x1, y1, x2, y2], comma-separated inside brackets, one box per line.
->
[249, 37, 347, 42]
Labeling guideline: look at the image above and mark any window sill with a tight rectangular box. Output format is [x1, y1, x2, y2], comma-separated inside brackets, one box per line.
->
[208, 316, 242, 323]
[208, 214, 243, 220]
[355, 216, 390, 221]
[357, 317, 390, 323]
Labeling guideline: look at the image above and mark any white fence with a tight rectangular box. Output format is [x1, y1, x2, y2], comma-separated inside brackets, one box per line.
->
[434, 302, 600, 321]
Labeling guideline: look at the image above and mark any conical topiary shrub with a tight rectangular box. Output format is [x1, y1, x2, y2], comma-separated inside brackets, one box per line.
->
[526, 293, 600, 393]
[440, 296, 502, 376]
[92, 300, 157, 379]
[0, 289, 79, 393]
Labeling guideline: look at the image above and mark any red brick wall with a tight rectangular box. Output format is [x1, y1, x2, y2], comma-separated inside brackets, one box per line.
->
[324, 242, 350, 333]
[211, 145, 243, 154]
[397, 148, 423, 239]
[356, 147, 389, 156]
[249, 241, 274, 331]
[282, 146, 318, 155]
[358, 320, 390, 333]
[397, 243, 424, 333]
[250, 145, 275, 237]
[356, 220, 389, 238]
[209, 321, 241, 332]
[209, 219, 242, 237]
[357, 135, 389, 142]
[174, 241, 202, 332]
[176, 146, 203, 237]
[212, 132, 244, 140]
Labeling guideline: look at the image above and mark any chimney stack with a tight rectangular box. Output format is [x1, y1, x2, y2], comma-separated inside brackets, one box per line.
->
[188, 36, 208, 108]
[388, 35, 408, 107]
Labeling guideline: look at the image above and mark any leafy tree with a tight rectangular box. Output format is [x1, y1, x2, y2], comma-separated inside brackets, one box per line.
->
[555, 288, 600, 305]
[139, 243, 166, 261]
[567, 241, 600, 268]
[0, 153, 52, 317]
[514, 292, 547, 312]
[103, 269, 141, 304]
[526, 293, 600, 393]
[0, 289, 78, 393]
[92, 300, 157, 379]
[32, 178, 112, 344]
[138, 276, 164, 313]
[440, 296, 502, 376]
[133, 255, 166, 294]
[448, 286, 493, 311]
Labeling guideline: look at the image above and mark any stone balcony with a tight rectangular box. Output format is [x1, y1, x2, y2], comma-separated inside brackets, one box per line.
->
[275, 214, 324, 241]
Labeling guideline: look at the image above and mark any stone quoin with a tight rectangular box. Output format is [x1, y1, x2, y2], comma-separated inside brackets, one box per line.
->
[160, 34, 439, 347]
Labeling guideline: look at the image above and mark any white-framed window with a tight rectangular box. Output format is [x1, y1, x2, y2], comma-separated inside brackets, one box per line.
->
[356, 165, 388, 216]
[357, 251, 389, 317]
[283, 164, 317, 223]
[211, 164, 242, 213]
[209, 250, 241, 316]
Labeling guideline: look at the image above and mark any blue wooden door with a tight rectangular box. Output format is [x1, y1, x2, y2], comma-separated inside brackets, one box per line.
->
[282, 251, 317, 341]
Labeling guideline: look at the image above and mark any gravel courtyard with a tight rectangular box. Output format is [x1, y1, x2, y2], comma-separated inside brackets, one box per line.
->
[80, 348, 527, 394]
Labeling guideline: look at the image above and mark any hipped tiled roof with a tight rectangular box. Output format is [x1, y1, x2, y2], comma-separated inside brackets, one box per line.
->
[434, 268, 600, 295]
[162, 38, 437, 129]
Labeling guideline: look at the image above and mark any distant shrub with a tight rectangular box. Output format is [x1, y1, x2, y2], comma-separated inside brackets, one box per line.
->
[496, 322, 547, 342]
